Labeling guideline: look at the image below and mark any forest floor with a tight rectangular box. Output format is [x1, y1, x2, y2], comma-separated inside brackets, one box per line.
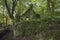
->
[0, 30, 43, 40]
[0, 24, 60, 40]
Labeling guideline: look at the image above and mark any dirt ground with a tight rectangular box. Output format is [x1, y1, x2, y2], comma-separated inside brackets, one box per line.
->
[1, 24, 60, 40]
[0, 30, 42, 40]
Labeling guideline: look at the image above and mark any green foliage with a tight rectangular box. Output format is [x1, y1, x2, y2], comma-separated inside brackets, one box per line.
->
[0, 13, 3, 23]
[20, 20, 40, 35]
[0, 0, 60, 40]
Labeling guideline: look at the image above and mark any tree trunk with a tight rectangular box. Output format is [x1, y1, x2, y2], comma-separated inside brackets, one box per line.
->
[47, 0, 51, 13]
[51, 0, 55, 15]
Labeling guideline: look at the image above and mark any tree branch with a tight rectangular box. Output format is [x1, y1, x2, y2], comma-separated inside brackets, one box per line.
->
[4, 0, 13, 19]
[11, 0, 17, 18]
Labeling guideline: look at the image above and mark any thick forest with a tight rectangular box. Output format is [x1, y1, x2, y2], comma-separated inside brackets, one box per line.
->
[0, 0, 60, 40]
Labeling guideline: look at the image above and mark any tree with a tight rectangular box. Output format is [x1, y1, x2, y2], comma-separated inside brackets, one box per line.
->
[4, 0, 17, 19]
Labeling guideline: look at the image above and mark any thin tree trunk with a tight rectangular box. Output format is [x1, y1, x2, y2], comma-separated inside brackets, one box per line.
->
[51, 0, 55, 15]
[3, 5, 4, 27]
[47, 0, 51, 13]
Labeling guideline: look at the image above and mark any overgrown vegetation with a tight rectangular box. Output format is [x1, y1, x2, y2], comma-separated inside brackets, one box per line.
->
[0, 0, 60, 40]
